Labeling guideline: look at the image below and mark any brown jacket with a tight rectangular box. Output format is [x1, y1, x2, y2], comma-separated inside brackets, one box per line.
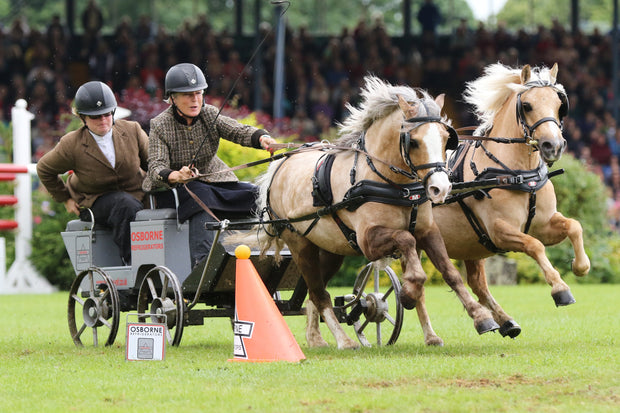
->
[36, 119, 149, 208]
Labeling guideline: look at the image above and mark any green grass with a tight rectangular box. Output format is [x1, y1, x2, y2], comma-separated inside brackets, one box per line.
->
[1, 284, 618, 412]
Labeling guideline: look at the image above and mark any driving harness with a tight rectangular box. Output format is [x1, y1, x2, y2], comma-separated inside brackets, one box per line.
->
[264, 113, 456, 253]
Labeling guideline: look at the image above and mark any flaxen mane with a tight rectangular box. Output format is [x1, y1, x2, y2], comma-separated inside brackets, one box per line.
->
[336, 75, 449, 147]
[464, 63, 567, 133]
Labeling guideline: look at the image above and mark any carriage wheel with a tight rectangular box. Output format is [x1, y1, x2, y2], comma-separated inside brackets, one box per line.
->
[68, 267, 120, 347]
[349, 263, 403, 346]
[137, 266, 185, 346]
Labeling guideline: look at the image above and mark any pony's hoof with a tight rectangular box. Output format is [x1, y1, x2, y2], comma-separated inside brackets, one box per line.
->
[476, 318, 500, 335]
[499, 320, 521, 338]
[425, 336, 444, 347]
[552, 290, 576, 307]
[400, 296, 417, 310]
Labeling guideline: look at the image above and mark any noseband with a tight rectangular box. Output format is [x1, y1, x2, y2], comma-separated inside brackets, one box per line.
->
[516, 80, 569, 148]
[399, 116, 458, 185]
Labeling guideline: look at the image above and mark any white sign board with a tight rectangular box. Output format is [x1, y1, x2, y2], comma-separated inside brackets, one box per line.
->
[126, 321, 166, 361]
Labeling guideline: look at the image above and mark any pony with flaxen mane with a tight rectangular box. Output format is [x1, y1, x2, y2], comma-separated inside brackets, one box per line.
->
[249, 76, 498, 348]
[430, 63, 589, 339]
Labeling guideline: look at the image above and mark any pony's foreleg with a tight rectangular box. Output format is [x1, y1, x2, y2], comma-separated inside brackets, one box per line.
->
[464, 259, 521, 338]
[493, 219, 575, 306]
[417, 225, 499, 334]
[543, 213, 590, 277]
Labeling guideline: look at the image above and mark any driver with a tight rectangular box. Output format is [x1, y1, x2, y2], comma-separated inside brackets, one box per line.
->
[143, 63, 278, 269]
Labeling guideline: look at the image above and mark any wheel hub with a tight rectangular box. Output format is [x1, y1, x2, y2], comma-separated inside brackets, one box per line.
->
[82, 297, 109, 327]
[364, 293, 388, 323]
[150, 297, 177, 329]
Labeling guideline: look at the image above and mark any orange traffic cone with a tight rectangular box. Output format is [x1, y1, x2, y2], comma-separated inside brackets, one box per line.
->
[228, 245, 305, 363]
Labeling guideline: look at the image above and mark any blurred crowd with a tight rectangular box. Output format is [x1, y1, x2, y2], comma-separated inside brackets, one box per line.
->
[0, 9, 619, 229]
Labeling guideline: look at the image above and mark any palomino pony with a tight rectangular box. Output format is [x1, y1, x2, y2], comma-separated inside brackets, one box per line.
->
[432, 63, 590, 338]
[253, 76, 498, 349]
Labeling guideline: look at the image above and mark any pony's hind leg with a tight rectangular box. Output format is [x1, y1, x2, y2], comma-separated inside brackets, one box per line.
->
[305, 299, 328, 347]
[414, 288, 444, 346]
[465, 259, 521, 338]
[417, 225, 499, 334]
[305, 250, 345, 348]
[287, 236, 359, 350]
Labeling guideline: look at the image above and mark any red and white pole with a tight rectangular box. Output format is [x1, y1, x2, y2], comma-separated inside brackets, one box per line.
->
[0, 99, 55, 294]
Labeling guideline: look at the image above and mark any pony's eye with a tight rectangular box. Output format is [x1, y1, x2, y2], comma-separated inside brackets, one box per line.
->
[522, 102, 533, 112]
[409, 139, 420, 150]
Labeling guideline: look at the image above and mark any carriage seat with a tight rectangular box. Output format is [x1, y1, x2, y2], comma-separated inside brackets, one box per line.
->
[134, 208, 177, 221]
[65, 219, 108, 232]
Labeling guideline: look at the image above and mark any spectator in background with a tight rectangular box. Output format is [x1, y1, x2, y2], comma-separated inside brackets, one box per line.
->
[589, 129, 613, 180]
[81, 0, 103, 55]
[418, 0, 441, 38]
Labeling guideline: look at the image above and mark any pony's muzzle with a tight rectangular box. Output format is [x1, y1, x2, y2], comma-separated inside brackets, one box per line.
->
[540, 137, 567, 163]
[426, 172, 452, 204]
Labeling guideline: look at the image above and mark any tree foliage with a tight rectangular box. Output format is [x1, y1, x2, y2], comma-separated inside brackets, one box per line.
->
[498, 0, 614, 31]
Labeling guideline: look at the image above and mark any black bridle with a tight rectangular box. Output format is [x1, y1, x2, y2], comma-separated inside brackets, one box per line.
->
[398, 115, 458, 186]
[515, 80, 569, 148]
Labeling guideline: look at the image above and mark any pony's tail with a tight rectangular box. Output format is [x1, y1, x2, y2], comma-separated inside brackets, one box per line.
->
[258, 227, 286, 264]
[225, 160, 287, 263]
[224, 224, 286, 264]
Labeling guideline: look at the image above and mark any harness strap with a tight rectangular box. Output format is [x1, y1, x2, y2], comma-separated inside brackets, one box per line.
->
[184, 183, 220, 223]
[524, 192, 536, 234]
[457, 199, 505, 254]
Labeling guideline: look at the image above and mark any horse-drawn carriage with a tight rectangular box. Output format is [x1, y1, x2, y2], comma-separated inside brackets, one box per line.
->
[62, 200, 405, 348]
[60, 65, 587, 350]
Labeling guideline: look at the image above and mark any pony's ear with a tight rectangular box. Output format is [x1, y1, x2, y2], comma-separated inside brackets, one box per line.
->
[397, 94, 410, 111]
[398, 94, 418, 118]
[434, 93, 445, 110]
[549, 63, 559, 84]
[520, 64, 531, 84]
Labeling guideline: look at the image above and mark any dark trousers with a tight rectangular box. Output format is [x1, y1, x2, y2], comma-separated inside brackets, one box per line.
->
[188, 210, 217, 268]
[154, 181, 257, 269]
[80, 192, 143, 264]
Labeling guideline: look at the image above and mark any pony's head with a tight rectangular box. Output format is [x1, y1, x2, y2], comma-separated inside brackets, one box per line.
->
[396, 94, 456, 203]
[338, 76, 458, 203]
[515, 63, 568, 163]
[465, 63, 568, 165]
[338, 76, 456, 204]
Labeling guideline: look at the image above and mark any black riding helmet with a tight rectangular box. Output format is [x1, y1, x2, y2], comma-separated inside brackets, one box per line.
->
[75, 81, 117, 116]
[164, 63, 208, 98]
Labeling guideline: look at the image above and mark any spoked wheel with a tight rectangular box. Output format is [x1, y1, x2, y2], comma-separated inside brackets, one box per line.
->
[347, 263, 403, 347]
[68, 267, 120, 347]
[137, 266, 185, 346]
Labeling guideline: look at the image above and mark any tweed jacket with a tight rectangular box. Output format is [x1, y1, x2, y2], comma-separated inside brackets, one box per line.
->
[143, 105, 267, 191]
[36, 119, 149, 208]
